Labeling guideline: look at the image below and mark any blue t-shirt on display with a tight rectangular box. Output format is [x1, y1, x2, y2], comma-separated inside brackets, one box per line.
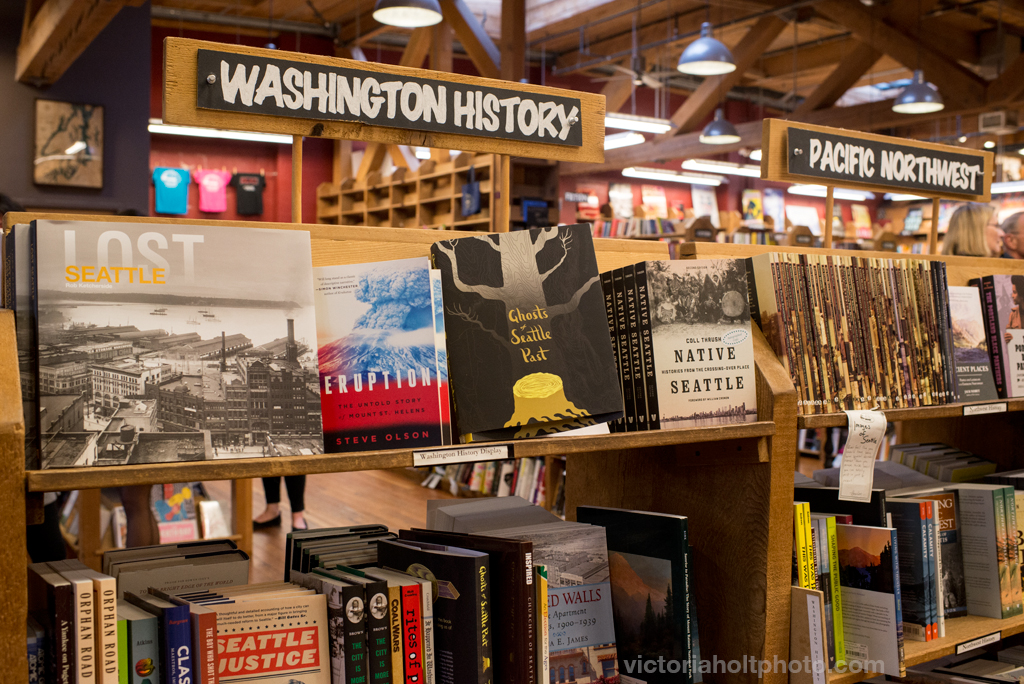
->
[153, 167, 190, 215]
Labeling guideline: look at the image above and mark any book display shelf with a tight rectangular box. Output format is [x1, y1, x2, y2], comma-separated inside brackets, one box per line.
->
[679, 235, 1024, 684]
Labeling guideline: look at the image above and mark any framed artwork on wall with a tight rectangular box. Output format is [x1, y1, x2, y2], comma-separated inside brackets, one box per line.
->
[34, 99, 104, 189]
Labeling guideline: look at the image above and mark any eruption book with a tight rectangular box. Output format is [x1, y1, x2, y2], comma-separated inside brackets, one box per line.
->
[947, 286, 999, 402]
[31, 219, 322, 468]
[429, 225, 621, 442]
[314, 257, 453, 452]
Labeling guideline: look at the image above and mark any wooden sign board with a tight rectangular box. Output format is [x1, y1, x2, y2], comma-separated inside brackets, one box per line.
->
[761, 119, 992, 201]
[786, 225, 815, 247]
[164, 37, 605, 163]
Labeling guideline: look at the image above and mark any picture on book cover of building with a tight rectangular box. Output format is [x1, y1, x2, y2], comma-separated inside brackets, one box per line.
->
[35, 220, 322, 468]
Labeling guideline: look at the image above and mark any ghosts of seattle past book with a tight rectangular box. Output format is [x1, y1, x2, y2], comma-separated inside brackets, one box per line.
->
[314, 258, 453, 452]
[430, 225, 622, 442]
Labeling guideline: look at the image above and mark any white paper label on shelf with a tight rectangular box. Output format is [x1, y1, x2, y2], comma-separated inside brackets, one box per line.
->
[955, 630, 1001, 655]
[838, 410, 887, 503]
[413, 445, 510, 467]
[806, 593, 827, 684]
[963, 402, 1008, 416]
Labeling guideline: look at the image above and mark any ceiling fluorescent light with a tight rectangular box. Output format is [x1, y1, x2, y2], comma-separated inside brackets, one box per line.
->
[604, 131, 646, 150]
[623, 167, 724, 186]
[991, 180, 1024, 195]
[884, 192, 928, 201]
[788, 185, 875, 201]
[64, 141, 88, 155]
[605, 113, 673, 134]
[148, 119, 293, 144]
[414, 147, 432, 160]
[748, 149, 762, 161]
[682, 159, 760, 178]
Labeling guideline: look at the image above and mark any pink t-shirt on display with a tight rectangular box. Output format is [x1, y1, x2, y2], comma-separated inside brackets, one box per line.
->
[194, 169, 232, 213]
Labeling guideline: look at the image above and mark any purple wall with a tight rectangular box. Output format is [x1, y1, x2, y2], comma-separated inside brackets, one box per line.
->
[0, 3, 151, 213]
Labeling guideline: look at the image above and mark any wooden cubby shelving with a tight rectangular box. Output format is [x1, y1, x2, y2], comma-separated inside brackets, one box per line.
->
[677, 239, 1024, 684]
[317, 153, 497, 231]
[1, 215, 796, 684]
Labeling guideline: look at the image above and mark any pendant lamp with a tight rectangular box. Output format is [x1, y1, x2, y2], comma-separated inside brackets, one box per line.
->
[373, 0, 443, 28]
[891, 70, 944, 114]
[699, 108, 741, 145]
[677, 22, 736, 76]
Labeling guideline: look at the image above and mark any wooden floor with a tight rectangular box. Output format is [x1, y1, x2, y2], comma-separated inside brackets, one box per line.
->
[205, 468, 455, 584]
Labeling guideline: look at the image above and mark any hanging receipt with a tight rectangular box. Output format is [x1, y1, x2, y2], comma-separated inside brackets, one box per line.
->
[838, 410, 887, 503]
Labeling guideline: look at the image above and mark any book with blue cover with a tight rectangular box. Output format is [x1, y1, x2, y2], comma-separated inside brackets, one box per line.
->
[124, 592, 192, 684]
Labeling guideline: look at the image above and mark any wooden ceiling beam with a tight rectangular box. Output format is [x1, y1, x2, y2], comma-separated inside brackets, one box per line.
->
[662, 14, 788, 136]
[431, 21, 454, 72]
[16, 0, 139, 84]
[500, 0, 526, 81]
[814, 0, 986, 108]
[527, 0, 638, 48]
[440, 0, 501, 78]
[338, 8, 380, 44]
[987, 52, 1024, 105]
[398, 26, 433, 68]
[791, 40, 880, 115]
[601, 75, 636, 115]
[757, 36, 859, 79]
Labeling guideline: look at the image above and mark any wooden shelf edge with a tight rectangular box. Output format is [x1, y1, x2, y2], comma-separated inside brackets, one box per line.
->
[798, 399, 1024, 428]
[26, 421, 776, 492]
[828, 612, 1024, 684]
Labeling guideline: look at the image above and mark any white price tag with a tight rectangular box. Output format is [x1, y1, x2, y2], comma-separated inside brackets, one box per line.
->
[838, 410, 887, 503]
[963, 402, 1008, 416]
[413, 445, 510, 467]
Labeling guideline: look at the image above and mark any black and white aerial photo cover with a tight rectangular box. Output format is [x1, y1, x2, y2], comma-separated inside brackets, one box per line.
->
[34, 219, 322, 468]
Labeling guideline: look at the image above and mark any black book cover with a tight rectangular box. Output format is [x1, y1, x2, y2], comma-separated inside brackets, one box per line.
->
[576, 506, 692, 684]
[634, 261, 661, 429]
[430, 225, 621, 441]
[378, 539, 493, 684]
[28, 563, 73, 684]
[623, 265, 648, 429]
[600, 270, 625, 433]
[340, 579, 369, 684]
[320, 568, 393, 684]
[974, 276, 1008, 399]
[613, 268, 636, 431]
[794, 487, 887, 527]
[399, 528, 535, 684]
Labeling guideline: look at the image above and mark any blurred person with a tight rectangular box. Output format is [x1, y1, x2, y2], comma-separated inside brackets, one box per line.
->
[255, 476, 307, 530]
[942, 203, 1002, 257]
[1000, 211, 1024, 259]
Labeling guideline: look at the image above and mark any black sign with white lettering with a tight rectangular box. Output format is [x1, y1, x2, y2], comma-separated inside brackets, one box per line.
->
[787, 126, 987, 197]
[196, 49, 583, 147]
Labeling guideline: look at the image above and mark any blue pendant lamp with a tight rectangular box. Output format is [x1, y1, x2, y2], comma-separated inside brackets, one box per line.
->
[891, 70, 944, 114]
[677, 22, 736, 76]
[700, 108, 741, 145]
[373, 0, 443, 28]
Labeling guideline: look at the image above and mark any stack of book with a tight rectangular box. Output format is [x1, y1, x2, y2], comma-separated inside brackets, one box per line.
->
[422, 457, 554, 505]
[890, 442, 998, 482]
[748, 252, 958, 413]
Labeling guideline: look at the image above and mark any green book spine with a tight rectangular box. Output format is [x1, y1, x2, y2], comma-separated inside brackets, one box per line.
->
[1004, 488, 1024, 616]
[117, 619, 128, 684]
[994, 488, 1013, 619]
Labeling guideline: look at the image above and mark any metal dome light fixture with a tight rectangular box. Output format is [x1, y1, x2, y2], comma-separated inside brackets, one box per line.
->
[373, 0, 443, 28]
[699, 108, 741, 145]
[677, 22, 736, 76]
[891, 70, 945, 114]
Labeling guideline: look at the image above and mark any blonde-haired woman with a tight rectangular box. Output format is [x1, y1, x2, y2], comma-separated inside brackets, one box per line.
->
[942, 203, 1004, 257]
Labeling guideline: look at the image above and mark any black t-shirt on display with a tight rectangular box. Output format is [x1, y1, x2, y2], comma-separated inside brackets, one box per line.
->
[229, 173, 266, 215]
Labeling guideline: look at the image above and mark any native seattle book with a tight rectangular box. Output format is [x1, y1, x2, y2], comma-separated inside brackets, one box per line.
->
[947, 286, 999, 402]
[430, 225, 622, 441]
[314, 257, 453, 452]
[636, 259, 757, 427]
[31, 219, 322, 468]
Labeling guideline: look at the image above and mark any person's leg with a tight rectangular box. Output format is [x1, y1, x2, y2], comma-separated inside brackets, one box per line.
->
[284, 475, 307, 530]
[255, 477, 282, 526]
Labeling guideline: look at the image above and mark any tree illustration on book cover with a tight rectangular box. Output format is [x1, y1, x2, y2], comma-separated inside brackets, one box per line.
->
[430, 225, 621, 441]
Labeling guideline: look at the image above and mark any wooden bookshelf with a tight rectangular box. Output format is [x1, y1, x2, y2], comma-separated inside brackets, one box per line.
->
[316, 153, 498, 231]
[0, 217, 796, 684]
[679, 239, 1024, 684]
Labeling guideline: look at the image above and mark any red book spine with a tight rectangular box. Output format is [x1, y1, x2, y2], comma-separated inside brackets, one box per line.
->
[191, 611, 218, 684]
[401, 585, 424, 684]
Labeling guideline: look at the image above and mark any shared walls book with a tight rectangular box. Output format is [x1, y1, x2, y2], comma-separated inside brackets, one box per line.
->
[430, 225, 622, 441]
[314, 258, 453, 452]
[947, 286, 1000, 402]
[31, 219, 322, 469]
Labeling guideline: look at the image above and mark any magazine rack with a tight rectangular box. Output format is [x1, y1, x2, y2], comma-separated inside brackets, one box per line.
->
[677, 240, 1024, 684]
[0, 37, 798, 684]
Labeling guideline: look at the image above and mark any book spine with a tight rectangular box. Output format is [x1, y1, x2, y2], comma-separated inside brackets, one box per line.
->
[612, 269, 636, 431]
[69, 576, 95, 684]
[930, 502, 945, 637]
[126, 614, 161, 684]
[535, 567, 549, 684]
[2, 230, 13, 310]
[163, 605, 192, 684]
[633, 261, 660, 430]
[191, 611, 218, 684]
[994, 487, 1013, 619]
[923, 503, 936, 640]
[26, 223, 40, 468]
[364, 580, 392, 684]
[93, 577, 118, 684]
[979, 276, 1008, 398]
[937, 263, 959, 402]
[117, 618, 128, 684]
[475, 557, 493, 684]
[957, 488, 1004, 618]
[418, 579, 435, 684]
[600, 270, 625, 433]
[385, 586, 404, 684]
[623, 264, 648, 430]
[679, 528, 694, 684]
[401, 585, 423, 684]
[744, 257, 761, 331]
[521, 549, 536, 684]
[815, 518, 835, 667]
[28, 634, 39, 684]
[342, 583, 369, 684]
[890, 528, 906, 678]
[825, 517, 846, 670]
[1005, 489, 1024, 616]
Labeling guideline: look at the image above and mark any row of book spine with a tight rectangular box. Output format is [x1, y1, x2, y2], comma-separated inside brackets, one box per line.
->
[435, 457, 550, 504]
[590, 218, 683, 238]
[749, 252, 957, 414]
[792, 504, 847, 670]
